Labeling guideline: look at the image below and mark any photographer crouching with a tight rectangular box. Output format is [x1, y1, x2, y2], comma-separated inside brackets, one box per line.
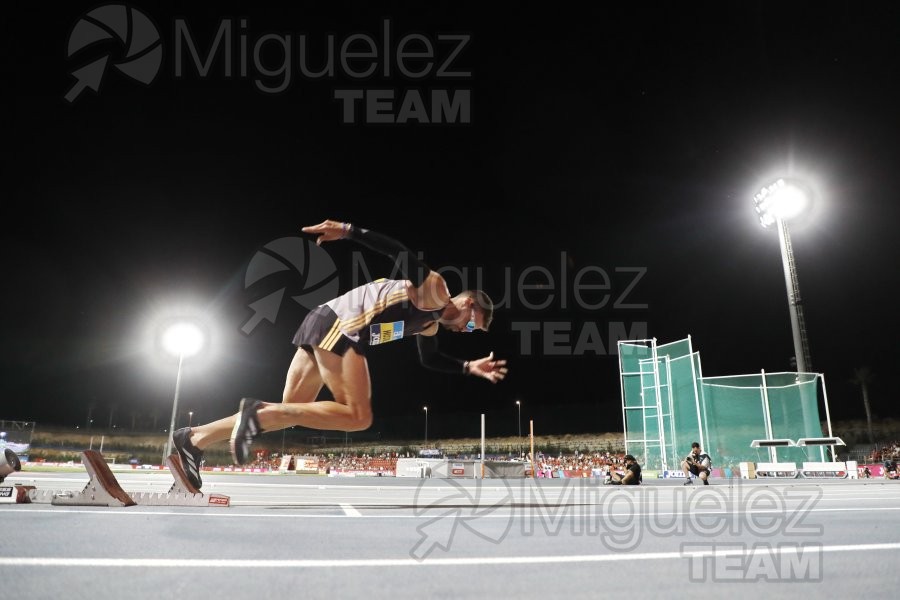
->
[682, 442, 711, 485]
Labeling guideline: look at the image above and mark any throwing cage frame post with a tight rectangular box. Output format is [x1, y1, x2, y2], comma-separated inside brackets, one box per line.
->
[819, 373, 835, 460]
[760, 370, 776, 462]
[619, 337, 670, 470]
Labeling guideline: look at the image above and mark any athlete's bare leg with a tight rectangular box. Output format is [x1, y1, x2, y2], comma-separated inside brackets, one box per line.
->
[282, 347, 327, 403]
[189, 347, 324, 449]
[255, 346, 373, 432]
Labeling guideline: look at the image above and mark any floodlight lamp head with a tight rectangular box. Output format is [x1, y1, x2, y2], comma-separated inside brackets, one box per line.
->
[161, 321, 205, 358]
[753, 178, 810, 228]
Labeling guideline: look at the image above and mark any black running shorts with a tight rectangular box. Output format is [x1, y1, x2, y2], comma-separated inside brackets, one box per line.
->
[292, 305, 362, 356]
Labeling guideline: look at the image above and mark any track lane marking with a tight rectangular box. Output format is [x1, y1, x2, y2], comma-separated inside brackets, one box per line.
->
[1, 542, 898, 568]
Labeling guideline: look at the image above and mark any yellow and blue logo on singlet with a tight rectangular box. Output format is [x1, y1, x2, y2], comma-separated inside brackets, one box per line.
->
[369, 321, 405, 345]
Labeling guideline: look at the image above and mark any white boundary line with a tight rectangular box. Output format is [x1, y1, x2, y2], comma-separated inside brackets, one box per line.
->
[3, 506, 900, 518]
[1, 542, 898, 568]
[340, 503, 362, 517]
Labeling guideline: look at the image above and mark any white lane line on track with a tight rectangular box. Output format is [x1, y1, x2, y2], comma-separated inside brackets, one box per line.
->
[340, 503, 362, 517]
[4, 506, 900, 518]
[1, 542, 899, 568]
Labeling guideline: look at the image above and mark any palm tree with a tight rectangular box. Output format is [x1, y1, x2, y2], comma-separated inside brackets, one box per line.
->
[850, 367, 876, 444]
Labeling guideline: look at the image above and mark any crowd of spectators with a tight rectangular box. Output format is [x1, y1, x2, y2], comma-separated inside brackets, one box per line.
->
[872, 441, 899, 480]
[243, 451, 401, 474]
[240, 449, 629, 477]
[868, 440, 900, 464]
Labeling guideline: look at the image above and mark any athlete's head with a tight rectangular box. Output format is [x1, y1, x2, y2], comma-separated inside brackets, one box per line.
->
[691, 442, 701, 455]
[441, 290, 494, 332]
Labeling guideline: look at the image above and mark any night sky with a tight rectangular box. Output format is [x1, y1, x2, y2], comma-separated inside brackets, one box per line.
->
[4, 3, 900, 440]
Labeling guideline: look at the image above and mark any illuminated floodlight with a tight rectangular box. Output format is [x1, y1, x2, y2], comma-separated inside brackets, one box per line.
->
[753, 178, 810, 228]
[161, 321, 205, 358]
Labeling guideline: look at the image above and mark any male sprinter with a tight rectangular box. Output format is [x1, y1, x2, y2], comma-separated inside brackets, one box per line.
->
[172, 220, 508, 489]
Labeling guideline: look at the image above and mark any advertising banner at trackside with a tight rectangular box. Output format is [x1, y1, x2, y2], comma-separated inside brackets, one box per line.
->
[295, 456, 320, 474]
[858, 464, 884, 478]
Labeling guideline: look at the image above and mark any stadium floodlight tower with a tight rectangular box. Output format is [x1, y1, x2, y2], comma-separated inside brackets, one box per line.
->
[161, 321, 205, 464]
[754, 178, 813, 373]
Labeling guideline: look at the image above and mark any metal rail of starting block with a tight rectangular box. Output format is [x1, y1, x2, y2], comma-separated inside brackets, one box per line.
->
[129, 454, 230, 507]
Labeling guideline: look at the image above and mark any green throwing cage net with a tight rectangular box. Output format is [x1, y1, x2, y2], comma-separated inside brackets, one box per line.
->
[618, 336, 831, 471]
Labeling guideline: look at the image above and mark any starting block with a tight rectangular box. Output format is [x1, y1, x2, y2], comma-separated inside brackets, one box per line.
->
[129, 454, 230, 507]
[42, 450, 137, 507]
[22, 450, 230, 508]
